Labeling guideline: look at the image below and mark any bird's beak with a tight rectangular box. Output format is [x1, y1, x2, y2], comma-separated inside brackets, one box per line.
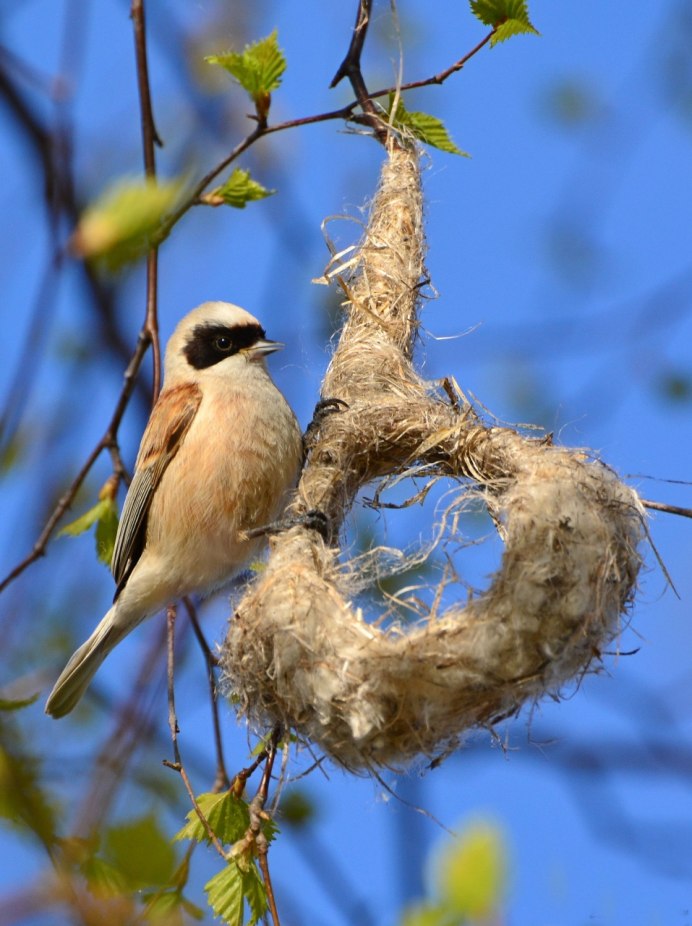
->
[245, 339, 284, 360]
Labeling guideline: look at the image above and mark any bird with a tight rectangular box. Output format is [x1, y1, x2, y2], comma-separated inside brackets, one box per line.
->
[45, 301, 303, 718]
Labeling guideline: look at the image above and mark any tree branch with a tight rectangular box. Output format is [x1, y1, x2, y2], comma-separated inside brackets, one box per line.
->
[182, 596, 230, 792]
[330, 0, 387, 143]
[165, 604, 229, 861]
[160, 26, 497, 228]
[0, 326, 153, 593]
[642, 499, 692, 519]
[131, 0, 162, 400]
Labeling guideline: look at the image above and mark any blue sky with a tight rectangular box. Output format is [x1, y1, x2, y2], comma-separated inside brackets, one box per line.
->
[2, 2, 692, 924]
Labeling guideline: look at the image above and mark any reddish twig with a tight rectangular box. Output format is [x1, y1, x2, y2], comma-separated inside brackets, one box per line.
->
[143, 248, 161, 400]
[131, 0, 162, 400]
[330, 0, 387, 143]
[0, 16, 497, 593]
[257, 727, 280, 803]
[249, 728, 282, 926]
[230, 748, 269, 797]
[158, 124, 265, 237]
[182, 596, 230, 792]
[0, 328, 151, 594]
[160, 27, 497, 227]
[131, 0, 162, 160]
[164, 603, 229, 860]
[642, 499, 692, 520]
[0, 35, 163, 595]
[267, 33, 497, 134]
[385, 29, 496, 92]
[257, 849, 280, 926]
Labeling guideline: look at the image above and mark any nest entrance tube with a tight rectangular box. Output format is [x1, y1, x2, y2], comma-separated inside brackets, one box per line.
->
[221, 142, 645, 770]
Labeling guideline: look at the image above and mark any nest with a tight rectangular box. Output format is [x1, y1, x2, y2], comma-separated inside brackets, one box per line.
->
[220, 140, 645, 769]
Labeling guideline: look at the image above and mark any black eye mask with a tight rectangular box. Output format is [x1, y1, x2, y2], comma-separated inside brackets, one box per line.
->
[183, 322, 266, 370]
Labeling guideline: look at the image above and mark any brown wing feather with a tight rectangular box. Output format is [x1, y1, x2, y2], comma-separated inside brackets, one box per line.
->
[111, 383, 202, 597]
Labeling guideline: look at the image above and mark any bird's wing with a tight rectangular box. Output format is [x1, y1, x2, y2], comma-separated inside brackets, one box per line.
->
[111, 382, 202, 598]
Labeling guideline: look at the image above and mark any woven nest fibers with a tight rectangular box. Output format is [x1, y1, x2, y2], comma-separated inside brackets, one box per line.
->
[220, 141, 646, 769]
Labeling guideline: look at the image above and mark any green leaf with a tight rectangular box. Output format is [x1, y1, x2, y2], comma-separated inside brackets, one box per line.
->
[206, 30, 286, 106]
[59, 499, 111, 538]
[174, 791, 249, 847]
[95, 496, 119, 566]
[142, 889, 205, 923]
[71, 176, 183, 270]
[104, 815, 178, 889]
[0, 744, 57, 846]
[279, 789, 316, 829]
[58, 497, 120, 567]
[261, 815, 279, 846]
[80, 854, 129, 898]
[250, 733, 273, 757]
[658, 371, 692, 402]
[141, 890, 183, 924]
[205, 863, 244, 926]
[0, 432, 25, 474]
[0, 693, 40, 712]
[436, 822, 506, 919]
[493, 17, 538, 43]
[388, 96, 468, 156]
[204, 168, 275, 209]
[240, 863, 268, 926]
[400, 903, 447, 926]
[205, 861, 267, 926]
[469, 0, 539, 44]
[180, 896, 206, 921]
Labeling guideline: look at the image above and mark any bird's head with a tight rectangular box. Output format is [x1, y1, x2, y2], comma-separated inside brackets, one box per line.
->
[164, 301, 283, 386]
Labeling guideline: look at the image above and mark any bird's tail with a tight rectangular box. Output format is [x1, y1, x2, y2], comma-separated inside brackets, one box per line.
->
[45, 606, 129, 718]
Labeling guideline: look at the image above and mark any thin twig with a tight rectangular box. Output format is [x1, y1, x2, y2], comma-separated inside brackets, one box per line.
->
[144, 250, 161, 400]
[161, 27, 497, 224]
[257, 852, 280, 926]
[158, 124, 265, 237]
[330, 0, 387, 143]
[257, 727, 280, 803]
[165, 603, 229, 861]
[166, 604, 181, 759]
[386, 29, 496, 92]
[131, 0, 162, 160]
[253, 728, 281, 926]
[230, 748, 269, 797]
[182, 597, 230, 792]
[642, 499, 692, 520]
[0, 328, 151, 594]
[0, 20, 497, 593]
[131, 0, 162, 399]
[0, 48, 161, 594]
[163, 759, 229, 861]
[0, 14, 80, 454]
[266, 35, 496, 136]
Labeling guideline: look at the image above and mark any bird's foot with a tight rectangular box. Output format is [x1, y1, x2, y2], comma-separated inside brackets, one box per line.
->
[303, 397, 348, 454]
[246, 508, 330, 542]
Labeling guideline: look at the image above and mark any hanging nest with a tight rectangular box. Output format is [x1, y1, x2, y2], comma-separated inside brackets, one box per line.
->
[220, 140, 645, 769]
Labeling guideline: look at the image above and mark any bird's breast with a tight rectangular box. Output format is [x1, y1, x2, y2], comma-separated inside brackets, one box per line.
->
[144, 379, 302, 593]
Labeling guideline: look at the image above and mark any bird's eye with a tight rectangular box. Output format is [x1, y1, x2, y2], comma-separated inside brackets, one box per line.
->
[213, 335, 232, 352]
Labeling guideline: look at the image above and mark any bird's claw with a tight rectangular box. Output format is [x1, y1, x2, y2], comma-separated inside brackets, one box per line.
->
[245, 508, 330, 542]
[303, 397, 348, 452]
